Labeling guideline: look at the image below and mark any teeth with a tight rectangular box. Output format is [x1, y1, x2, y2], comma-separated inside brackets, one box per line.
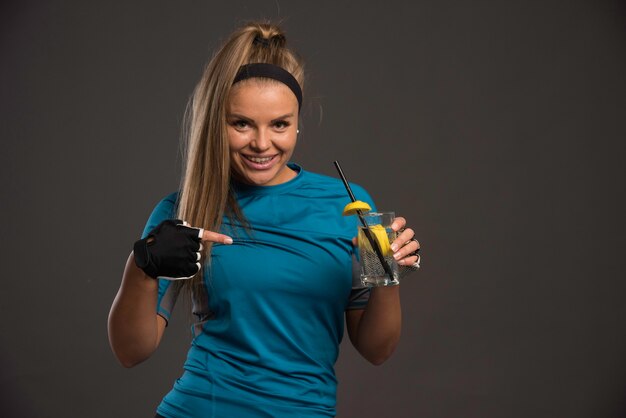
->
[246, 156, 273, 163]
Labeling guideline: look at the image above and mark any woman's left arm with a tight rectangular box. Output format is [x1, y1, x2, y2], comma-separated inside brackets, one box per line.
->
[346, 217, 420, 365]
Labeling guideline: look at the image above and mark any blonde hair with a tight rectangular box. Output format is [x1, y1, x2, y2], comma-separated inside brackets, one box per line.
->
[177, 22, 304, 289]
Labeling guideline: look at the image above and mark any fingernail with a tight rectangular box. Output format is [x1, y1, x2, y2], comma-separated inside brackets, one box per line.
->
[393, 252, 401, 260]
[391, 243, 399, 252]
[224, 237, 233, 245]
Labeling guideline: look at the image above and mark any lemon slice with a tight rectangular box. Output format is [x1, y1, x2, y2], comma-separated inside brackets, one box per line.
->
[342, 200, 371, 216]
[358, 224, 391, 256]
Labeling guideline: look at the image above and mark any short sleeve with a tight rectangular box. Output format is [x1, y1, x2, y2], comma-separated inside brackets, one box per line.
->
[140, 192, 181, 324]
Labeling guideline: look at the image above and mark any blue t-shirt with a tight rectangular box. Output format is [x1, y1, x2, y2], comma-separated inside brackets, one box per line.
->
[144, 163, 375, 418]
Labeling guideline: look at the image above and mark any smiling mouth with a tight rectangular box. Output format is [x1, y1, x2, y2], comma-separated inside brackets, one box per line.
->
[240, 154, 279, 170]
[244, 155, 275, 164]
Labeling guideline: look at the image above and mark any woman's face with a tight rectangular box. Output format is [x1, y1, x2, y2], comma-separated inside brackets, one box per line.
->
[226, 79, 299, 186]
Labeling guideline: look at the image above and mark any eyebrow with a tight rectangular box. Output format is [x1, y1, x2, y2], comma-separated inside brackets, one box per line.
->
[271, 113, 295, 122]
[226, 113, 295, 123]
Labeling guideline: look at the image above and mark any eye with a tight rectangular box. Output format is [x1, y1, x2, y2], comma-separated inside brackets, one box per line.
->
[273, 120, 290, 130]
[230, 119, 249, 130]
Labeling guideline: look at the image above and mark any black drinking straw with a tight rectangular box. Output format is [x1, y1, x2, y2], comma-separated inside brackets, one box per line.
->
[333, 161, 395, 280]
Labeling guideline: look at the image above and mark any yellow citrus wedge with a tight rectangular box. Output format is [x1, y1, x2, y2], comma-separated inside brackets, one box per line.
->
[342, 200, 372, 216]
[358, 224, 392, 256]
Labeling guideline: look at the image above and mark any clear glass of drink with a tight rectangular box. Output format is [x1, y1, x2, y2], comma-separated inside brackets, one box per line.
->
[358, 211, 400, 287]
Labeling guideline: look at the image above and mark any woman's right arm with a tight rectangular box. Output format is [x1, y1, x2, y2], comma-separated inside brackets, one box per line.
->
[107, 252, 167, 368]
[108, 226, 232, 367]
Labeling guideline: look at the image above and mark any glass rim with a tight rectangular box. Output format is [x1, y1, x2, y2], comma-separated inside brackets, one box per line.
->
[362, 211, 395, 217]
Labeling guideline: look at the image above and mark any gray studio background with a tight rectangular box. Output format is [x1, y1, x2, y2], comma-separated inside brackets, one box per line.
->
[2, 1, 625, 417]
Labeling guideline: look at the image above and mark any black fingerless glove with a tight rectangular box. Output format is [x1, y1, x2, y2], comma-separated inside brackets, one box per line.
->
[133, 219, 202, 280]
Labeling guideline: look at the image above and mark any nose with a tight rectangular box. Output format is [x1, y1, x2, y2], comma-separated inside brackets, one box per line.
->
[250, 128, 271, 152]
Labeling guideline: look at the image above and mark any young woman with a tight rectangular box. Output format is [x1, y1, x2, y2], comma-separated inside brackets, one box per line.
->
[108, 21, 420, 418]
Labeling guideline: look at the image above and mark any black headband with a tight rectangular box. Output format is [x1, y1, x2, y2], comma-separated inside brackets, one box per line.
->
[233, 63, 303, 112]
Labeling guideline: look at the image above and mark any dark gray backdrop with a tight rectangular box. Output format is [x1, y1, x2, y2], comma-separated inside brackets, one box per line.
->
[1, 1, 625, 417]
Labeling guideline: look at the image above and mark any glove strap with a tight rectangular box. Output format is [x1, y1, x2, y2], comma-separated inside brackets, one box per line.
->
[133, 237, 158, 279]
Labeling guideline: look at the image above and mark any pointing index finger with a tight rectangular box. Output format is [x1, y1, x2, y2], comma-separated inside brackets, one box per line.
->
[201, 229, 233, 245]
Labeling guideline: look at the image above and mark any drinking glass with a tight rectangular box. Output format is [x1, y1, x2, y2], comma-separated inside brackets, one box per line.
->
[358, 211, 399, 287]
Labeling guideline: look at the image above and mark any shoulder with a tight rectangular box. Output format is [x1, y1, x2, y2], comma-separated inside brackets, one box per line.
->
[151, 192, 179, 217]
[141, 192, 179, 238]
[300, 169, 376, 208]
